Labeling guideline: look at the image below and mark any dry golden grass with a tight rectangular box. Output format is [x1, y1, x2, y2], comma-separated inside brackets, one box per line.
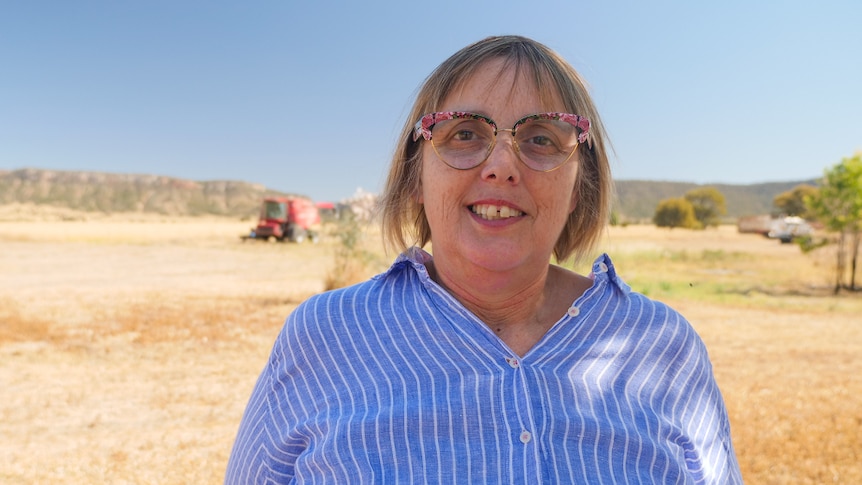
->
[594, 225, 862, 485]
[0, 299, 54, 343]
[1, 217, 860, 483]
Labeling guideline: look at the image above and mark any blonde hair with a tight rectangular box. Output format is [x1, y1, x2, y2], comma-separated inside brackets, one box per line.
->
[378, 35, 612, 263]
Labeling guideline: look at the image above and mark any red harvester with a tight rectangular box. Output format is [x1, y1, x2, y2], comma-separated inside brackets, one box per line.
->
[244, 196, 321, 243]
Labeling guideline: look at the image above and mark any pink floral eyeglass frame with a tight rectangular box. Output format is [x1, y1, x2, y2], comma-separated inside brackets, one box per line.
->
[412, 111, 590, 143]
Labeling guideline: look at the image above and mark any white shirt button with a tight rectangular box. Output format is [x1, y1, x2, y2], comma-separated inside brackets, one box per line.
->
[520, 430, 532, 443]
[505, 357, 520, 368]
[597, 262, 608, 273]
[567, 306, 580, 317]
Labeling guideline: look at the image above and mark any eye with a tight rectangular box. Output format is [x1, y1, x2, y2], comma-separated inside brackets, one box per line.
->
[524, 134, 554, 147]
[517, 123, 563, 150]
[453, 128, 478, 141]
[435, 119, 491, 144]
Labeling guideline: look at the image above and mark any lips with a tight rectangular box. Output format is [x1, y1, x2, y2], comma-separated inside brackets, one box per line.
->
[470, 203, 525, 221]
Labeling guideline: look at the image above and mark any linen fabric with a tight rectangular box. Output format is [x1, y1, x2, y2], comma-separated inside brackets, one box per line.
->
[225, 248, 742, 484]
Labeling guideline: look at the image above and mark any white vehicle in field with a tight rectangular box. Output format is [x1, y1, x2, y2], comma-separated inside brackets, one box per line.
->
[768, 216, 813, 243]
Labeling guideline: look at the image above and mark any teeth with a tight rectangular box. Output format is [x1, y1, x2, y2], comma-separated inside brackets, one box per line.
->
[471, 204, 524, 220]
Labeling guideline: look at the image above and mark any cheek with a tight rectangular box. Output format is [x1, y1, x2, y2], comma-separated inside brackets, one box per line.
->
[561, 164, 580, 214]
[419, 153, 454, 208]
[539, 169, 579, 217]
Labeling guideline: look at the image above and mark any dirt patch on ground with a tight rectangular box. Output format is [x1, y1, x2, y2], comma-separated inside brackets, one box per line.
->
[1, 220, 859, 483]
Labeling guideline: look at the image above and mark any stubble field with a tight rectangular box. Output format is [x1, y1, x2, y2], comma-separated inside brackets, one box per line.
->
[1, 210, 860, 484]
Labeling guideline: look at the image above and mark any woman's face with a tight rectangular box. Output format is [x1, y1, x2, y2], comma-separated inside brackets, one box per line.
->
[418, 58, 580, 274]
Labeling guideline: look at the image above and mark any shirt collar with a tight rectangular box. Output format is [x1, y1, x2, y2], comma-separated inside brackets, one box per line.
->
[385, 247, 630, 295]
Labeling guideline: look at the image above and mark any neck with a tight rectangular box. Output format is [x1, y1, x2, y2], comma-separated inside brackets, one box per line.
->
[424, 247, 592, 356]
[426, 252, 552, 329]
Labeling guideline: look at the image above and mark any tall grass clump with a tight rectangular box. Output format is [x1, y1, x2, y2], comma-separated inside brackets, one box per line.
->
[323, 213, 380, 291]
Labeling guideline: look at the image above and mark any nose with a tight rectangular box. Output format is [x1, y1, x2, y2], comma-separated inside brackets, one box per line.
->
[480, 129, 521, 183]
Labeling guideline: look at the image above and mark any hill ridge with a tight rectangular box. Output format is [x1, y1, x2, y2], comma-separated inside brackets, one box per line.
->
[614, 178, 818, 221]
[0, 168, 817, 220]
[0, 168, 299, 218]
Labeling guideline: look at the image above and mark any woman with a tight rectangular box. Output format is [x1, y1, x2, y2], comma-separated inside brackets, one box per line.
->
[226, 35, 742, 484]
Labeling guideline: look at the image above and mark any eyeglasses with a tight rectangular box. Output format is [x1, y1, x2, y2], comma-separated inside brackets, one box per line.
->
[413, 111, 590, 172]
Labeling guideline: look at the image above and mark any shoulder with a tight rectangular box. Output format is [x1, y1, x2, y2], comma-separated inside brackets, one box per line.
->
[277, 249, 431, 346]
[586, 254, 711, 363]
[589, 254, 694, 325]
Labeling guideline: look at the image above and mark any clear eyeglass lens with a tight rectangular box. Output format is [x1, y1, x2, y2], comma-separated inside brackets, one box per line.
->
[430, 118, 495, 169]
[430, 117, 579, 171]
[514, 119, 579, 171]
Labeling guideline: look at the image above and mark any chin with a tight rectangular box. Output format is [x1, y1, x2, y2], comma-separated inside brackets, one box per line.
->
[461, 240, 534, 272]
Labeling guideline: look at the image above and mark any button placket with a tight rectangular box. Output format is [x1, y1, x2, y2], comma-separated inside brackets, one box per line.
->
[504, 356, 535, 448]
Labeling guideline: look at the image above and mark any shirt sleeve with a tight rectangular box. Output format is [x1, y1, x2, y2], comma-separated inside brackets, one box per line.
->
[224, 311, 310, 484]
[224, 284, 374, 484]
[647, 300, 743, 484]
[684, 342, 744, 484]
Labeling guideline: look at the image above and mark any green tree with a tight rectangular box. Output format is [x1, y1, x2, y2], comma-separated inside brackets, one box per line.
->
[807, 154, 862, 293]
[684, 187, 727, 228]
[653, 197, 699, 229]
[773, 184, 819, 218]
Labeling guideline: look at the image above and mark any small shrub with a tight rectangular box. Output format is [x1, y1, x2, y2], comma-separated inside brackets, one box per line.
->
[684, 187, 727, 228]
[323, 213, 377, 291]
[796, 235, 829, 253]
[654, 198, 700, 229]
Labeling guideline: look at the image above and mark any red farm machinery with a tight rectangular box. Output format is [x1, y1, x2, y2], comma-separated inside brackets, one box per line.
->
[244, 196, 322, 243]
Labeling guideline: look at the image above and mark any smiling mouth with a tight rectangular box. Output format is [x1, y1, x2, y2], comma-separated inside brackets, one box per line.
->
[470, 203, 525, 221]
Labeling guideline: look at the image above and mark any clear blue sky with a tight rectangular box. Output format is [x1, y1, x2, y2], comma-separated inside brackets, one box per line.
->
[2, 1, 859, 203]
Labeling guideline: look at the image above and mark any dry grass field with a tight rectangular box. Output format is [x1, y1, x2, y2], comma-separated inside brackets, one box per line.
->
[1, 208, 860, 484]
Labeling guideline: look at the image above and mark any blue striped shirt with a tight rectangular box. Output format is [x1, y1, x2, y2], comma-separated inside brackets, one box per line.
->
[225, 248, 742, 484]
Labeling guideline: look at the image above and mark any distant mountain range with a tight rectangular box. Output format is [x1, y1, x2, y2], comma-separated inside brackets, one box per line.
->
[614, 179, 818, 222]
[0, 168, 295, 218]
[0, 168, 817, 221]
